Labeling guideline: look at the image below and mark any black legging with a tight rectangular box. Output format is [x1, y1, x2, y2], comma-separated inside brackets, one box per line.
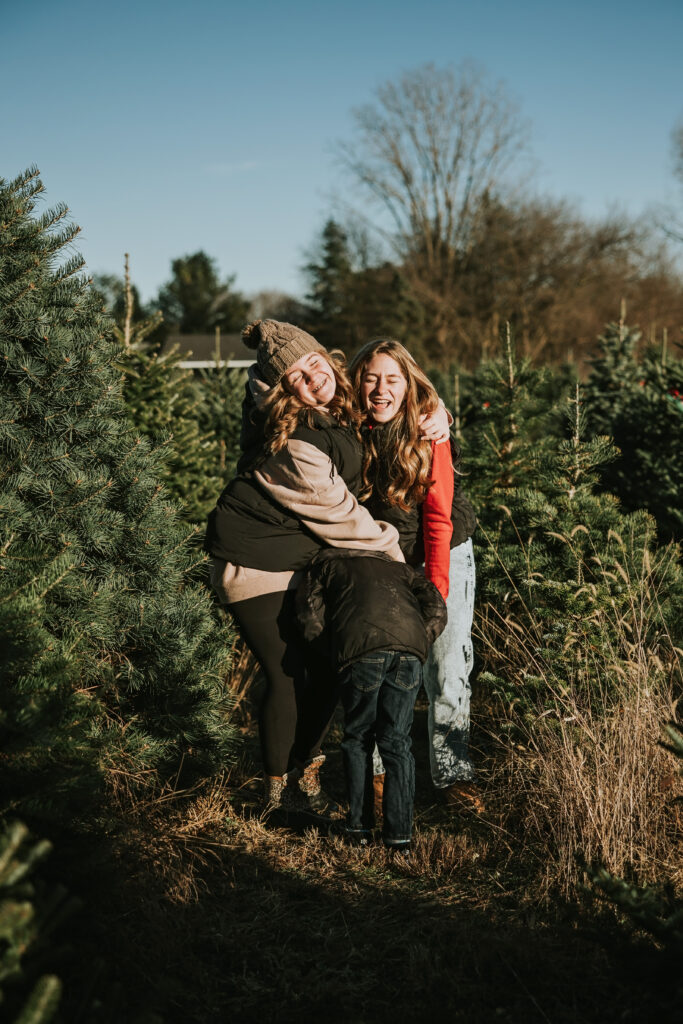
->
[229, 589, 340, 777]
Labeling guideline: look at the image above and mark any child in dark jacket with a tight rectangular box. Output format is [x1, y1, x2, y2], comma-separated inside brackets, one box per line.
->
[296, 548, 447, 853]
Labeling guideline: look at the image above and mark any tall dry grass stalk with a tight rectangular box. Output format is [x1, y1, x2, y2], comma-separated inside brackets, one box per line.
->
[226, 637, 260, 732]
[475, 533, 682, 896]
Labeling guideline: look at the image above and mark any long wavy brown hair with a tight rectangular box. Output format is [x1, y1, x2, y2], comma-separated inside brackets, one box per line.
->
[263, 348, 361, 454]
[350, 338, 440, 510]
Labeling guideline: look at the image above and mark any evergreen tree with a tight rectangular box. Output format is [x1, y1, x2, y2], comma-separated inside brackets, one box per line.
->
[194, 354, 248, 486]
[583, 316, 683, 540]
[0, 821, 71, 1024]
[351, 262, 430, 358]
[114, 256, 222, 522]
[474, 386, 682, 696]
[303, 219, 354, 349]
[91, 271, 148, 330]
[463, 331, 682, 701]
[156, 251, 249, 334]
[0, 169, 235, 817]
[462, 326, 564, 507]
[0, 546, 82, 774]
[302, 218, 378, 353]
[302, 219, 429, 356]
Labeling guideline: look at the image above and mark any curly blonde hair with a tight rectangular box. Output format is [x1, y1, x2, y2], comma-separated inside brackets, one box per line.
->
[263, 349, 361, 454]
[349, 338, 441, 510]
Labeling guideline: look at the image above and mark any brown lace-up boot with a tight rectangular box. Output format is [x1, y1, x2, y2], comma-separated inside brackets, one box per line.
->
[440, 780, 484, 815]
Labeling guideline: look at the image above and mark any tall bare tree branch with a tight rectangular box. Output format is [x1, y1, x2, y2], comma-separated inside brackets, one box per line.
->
[336, 62, 530, 356]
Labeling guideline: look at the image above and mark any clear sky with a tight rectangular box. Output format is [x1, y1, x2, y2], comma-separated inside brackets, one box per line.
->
[3, 0, 682, 303]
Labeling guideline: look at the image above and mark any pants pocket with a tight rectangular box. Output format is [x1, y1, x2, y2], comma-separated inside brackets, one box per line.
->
[392, 656, 422, 692]
[349, 655, 386, 693]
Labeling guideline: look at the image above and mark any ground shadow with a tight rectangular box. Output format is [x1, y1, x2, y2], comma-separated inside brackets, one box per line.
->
[43, 806, 677, 1024]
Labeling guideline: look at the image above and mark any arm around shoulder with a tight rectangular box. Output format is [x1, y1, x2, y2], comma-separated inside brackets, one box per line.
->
[254, 438, 404, 561]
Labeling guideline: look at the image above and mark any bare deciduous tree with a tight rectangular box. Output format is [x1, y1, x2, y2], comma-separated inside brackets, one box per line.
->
[337, 62, 530, 358]
[672, 117, 683, 184]
[666, 115, 683, 243]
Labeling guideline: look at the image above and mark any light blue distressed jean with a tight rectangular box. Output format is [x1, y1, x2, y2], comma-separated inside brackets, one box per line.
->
[373, 538, 476, 787]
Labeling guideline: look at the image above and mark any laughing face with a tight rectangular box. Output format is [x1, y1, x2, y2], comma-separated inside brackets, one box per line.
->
[283, 351, 337, 407]
[360, 352, 408, 423]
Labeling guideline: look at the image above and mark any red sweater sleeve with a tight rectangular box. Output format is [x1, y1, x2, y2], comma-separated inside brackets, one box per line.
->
[422, 441, 454, 600]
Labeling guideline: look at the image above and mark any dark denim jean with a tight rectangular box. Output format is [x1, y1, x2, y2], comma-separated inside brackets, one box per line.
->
[340, 651, 422, 844]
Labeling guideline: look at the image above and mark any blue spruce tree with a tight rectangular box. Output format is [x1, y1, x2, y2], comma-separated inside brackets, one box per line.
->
[0, 169, 236, 819]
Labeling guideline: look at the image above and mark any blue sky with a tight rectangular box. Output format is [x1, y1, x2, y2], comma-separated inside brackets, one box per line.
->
[3, 0, 682, 303]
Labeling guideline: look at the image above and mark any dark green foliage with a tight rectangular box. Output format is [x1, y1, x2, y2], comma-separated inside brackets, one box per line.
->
[583, 319, 683, 540]
[91, 272, 149, 331]
[302, 219, 429, 356]
[118, 342, 222, 523]
[587, 864, 683, 947]
[156, 250, 249, 335]
[0, 821, 74, 1024]
[194, 361, 248, 485]
[349, 263, 429, 357]
[431, 355, 576, 451]
[303, 219, 355, 350]
[461, 332, 682, 704]
[460, 328, 569, 503]
[0, 549, 86, 781]
[96, 256, 223, 523]
[0, 169, 236, 817]
[476, 391, 663, 646]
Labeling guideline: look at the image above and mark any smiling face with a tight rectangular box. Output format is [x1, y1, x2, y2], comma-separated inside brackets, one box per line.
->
[360, 352, 408, 423]
[283, 350, 337, 407]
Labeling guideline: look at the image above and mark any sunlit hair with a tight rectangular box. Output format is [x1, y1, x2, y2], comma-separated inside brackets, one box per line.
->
[349, 338, 441, 510]
[263, 349, 361, 454]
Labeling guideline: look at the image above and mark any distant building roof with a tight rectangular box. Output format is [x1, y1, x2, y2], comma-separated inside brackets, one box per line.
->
[160, 332, 255, 367]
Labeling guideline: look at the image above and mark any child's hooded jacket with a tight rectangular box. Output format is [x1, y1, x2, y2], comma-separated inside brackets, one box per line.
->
[295, 549, 447, 670]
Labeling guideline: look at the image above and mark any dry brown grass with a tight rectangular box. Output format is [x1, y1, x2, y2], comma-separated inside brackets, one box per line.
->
[225, 635, 260, 732]
[53, 765, 681, 1024]
[474, 533, 683, 896]
[487, 663, 681, 895]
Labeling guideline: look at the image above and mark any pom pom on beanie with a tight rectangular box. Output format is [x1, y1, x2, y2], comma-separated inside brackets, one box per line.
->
[241, 319, 324, 386]
[241, 319, 263, 350]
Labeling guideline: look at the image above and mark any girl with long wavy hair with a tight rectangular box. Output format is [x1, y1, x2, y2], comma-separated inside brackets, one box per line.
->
[205, 320, 405, 816]
[350, 338, 482, 814]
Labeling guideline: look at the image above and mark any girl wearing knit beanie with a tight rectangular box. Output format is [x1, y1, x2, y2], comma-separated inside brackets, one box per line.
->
[205, 321, 405, 816]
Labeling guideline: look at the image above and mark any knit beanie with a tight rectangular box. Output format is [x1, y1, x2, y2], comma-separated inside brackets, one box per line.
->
[241, 319, 324, 386]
